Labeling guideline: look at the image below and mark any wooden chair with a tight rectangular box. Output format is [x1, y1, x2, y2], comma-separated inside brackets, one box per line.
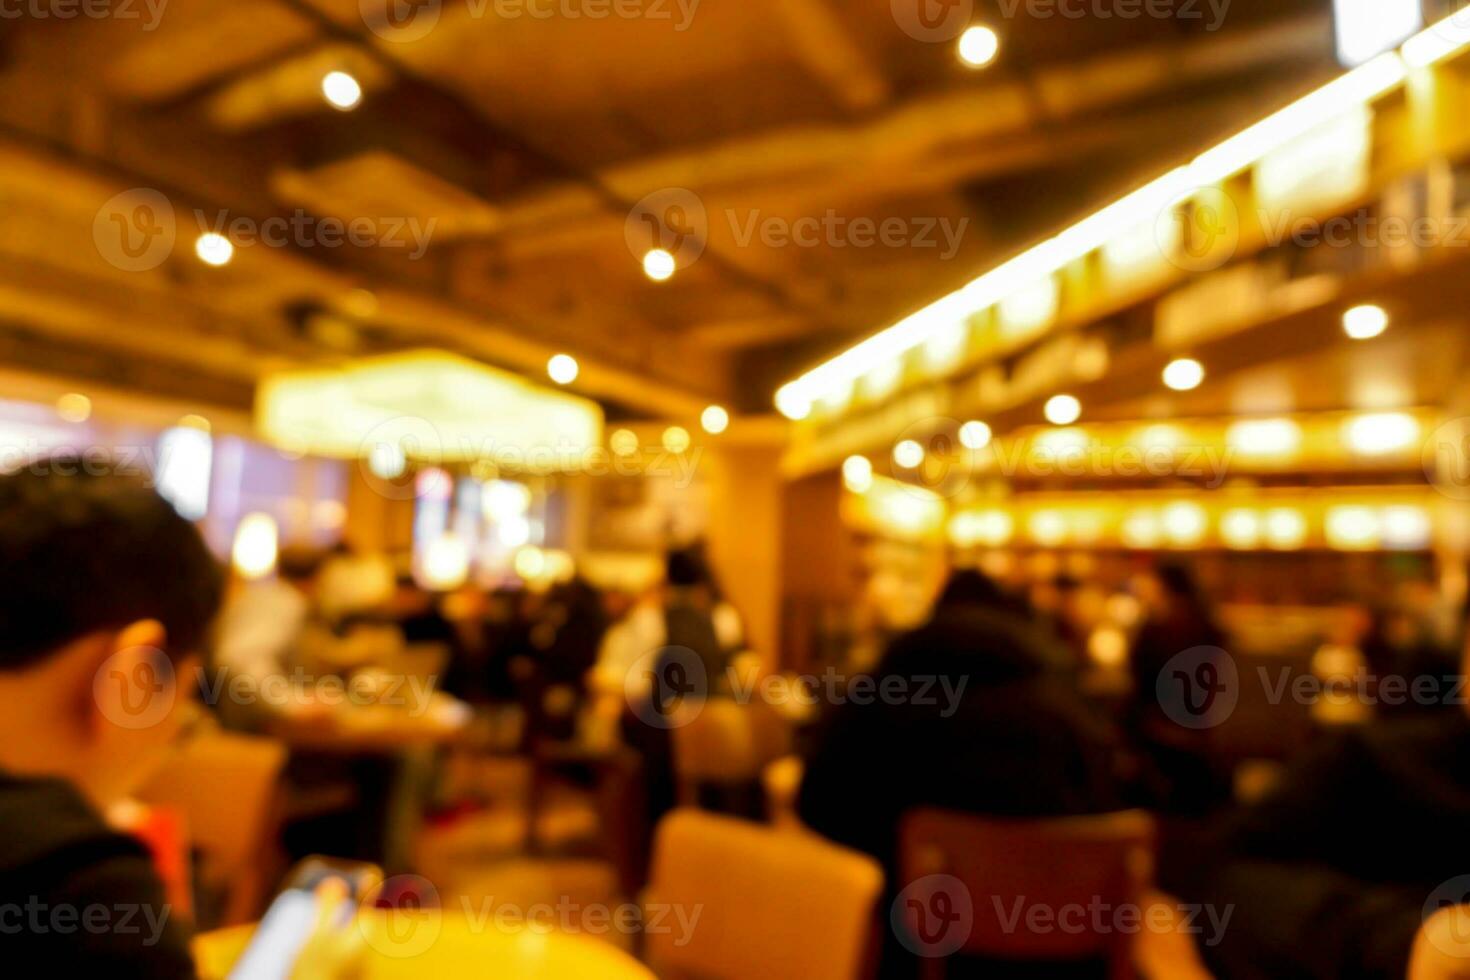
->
[897, 809, 1154, 980]
[669, 698, 791, 808]
[138, 730, 288, 926]
[645, 808, 884, 980]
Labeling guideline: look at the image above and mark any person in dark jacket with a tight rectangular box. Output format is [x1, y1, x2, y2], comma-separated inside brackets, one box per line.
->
[798, 569, 1120, 978]
[0, 460, 223, 977]
[1171, 708, 1470, 980]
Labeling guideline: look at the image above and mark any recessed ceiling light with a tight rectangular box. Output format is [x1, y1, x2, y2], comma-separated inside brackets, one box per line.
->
[1044, 394, 1081, 426]
[547, 354, 579, 385]
[1162, 358, 1205, 391]
[701, 405, 729, 434]
[194, 232, 233, 267]
[643, 248, 676, 282]
[958, 25, 1000, 68]
[322, 70, 363, 111]
[1342, 304, 1388, 340]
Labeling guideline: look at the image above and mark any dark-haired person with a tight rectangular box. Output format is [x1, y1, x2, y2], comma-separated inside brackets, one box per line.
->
[799, 567, 1120, 978]
[0, 460, 223, 976]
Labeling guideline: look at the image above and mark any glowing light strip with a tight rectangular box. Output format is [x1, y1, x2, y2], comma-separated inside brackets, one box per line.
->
[1402, 7, 1470, 67]
[775, 51, 1417, 419]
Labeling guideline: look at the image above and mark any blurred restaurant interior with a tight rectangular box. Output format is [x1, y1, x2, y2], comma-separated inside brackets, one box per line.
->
[7, 0, 1470, 977]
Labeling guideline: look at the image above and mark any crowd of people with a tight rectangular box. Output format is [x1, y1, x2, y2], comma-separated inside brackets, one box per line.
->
[3, 460, 1470, 979]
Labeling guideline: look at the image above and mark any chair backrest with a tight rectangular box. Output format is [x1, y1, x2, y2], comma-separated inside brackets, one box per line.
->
[138, 730, 288, 923]
[645, 808, 884, 980]
[669, 698, 791, 802]
[897, 808, 1154, 976]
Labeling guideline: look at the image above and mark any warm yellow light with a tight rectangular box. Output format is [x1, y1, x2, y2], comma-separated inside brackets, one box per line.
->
[514, 546, 547, 580]
[1343, 412, 1420, 455]
[893, 439, 924, 469]
[1220, 509, 1262, 549]
[1381, 505, 1431, 549]
[642, 248, 676, 282]
[483, 480, 532, 521]
[231, 513, 278, 580]
[195, 232, 234, 267]
[1325, 506, 1380, 551]
[321, 70, 363, 110]
[775, 388, 811, 421]
[1089, 627, 1128, 669]
[257, 350, 604, 465]
[367, 439, 407, 479]
[421, 532, 470, 590]
[610, 428, 639, 456]
[957, 25, 999, 67]
[1121, 510, 1162, 549]
[178, 413, 211, 432]
[1227, 418, 1302, 458]
[547, 353, 579, 385]
[842, 455, 873, 493]
[1161, 502, 1208, 547]
[1342, 304, 1389, 339]
[1263, 508, 1308, 550]
[1028, 510, 1068, 547]
[701, 405, 729, 435]
[774, 52, 1411, 416]
[1044, 394, 1081, 426]
[662, 426, 691, 453]
[56, 393, 91, 423]
[1162, 358, 1205, 392]
[1403, 7, 1470, 66]
[959, 420, 992, 450]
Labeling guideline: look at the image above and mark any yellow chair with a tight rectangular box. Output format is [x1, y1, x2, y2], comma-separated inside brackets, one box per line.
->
[645, 808, 884, 980]
[138, 730, 288, 925]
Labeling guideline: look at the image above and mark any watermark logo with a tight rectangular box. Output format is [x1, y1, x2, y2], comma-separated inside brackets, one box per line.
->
[993, 0, 1230, 30]
[93, 189, 175, 273]
[360, 874, 443, 958]
[93, 646, 176, 731]
[625, 187, 708, 273]
[1156, 645, 1237, 729]
[360, 0, 442, 42]
[626, 645, 708, 729]
[1423, 876, 1470, 959]
[1425, 417, 1470, 501]
[892, 0, 973, 42]
[1157, 185, 1238, 273]
[1, 0, 169, 29]
[892, 874, 974, 958]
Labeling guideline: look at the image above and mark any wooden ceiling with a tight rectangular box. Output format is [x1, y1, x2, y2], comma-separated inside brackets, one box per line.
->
[0, 0, 1340, 421]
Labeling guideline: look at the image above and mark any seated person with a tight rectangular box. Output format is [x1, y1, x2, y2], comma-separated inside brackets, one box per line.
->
[0, 461, 357, 976]
[799, 571, 1121, 977]
[1171, 637, 1470, 980]
[0, 461, 222, 975]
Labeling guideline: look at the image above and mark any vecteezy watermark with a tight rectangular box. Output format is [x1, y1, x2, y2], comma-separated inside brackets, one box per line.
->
[1424, 417, 1470, 502]
[892, 875, 974, 958]
[1156, 646, 1239, 730]
[92, 189, 437, 271]
[0, 0, 167, 30]
[1423, 876, 1470, 959]
[0, 899, 174, 945]
[353, 418, 706, 503]
[195, 668, 441, 718]
[625, 647, 971, 729]
[726, 210, 969, 261]
[992, 0, 1229, 29]
[358, 0, 699, 42]
[1156, 646, 1470, 730]
[891, 877, 1233, 957]
[461, 896, 702, 947]
[623, 189, 970, 271]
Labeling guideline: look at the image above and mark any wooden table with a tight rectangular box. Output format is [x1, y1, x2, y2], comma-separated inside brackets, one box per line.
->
[195, 910, 656, 980]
